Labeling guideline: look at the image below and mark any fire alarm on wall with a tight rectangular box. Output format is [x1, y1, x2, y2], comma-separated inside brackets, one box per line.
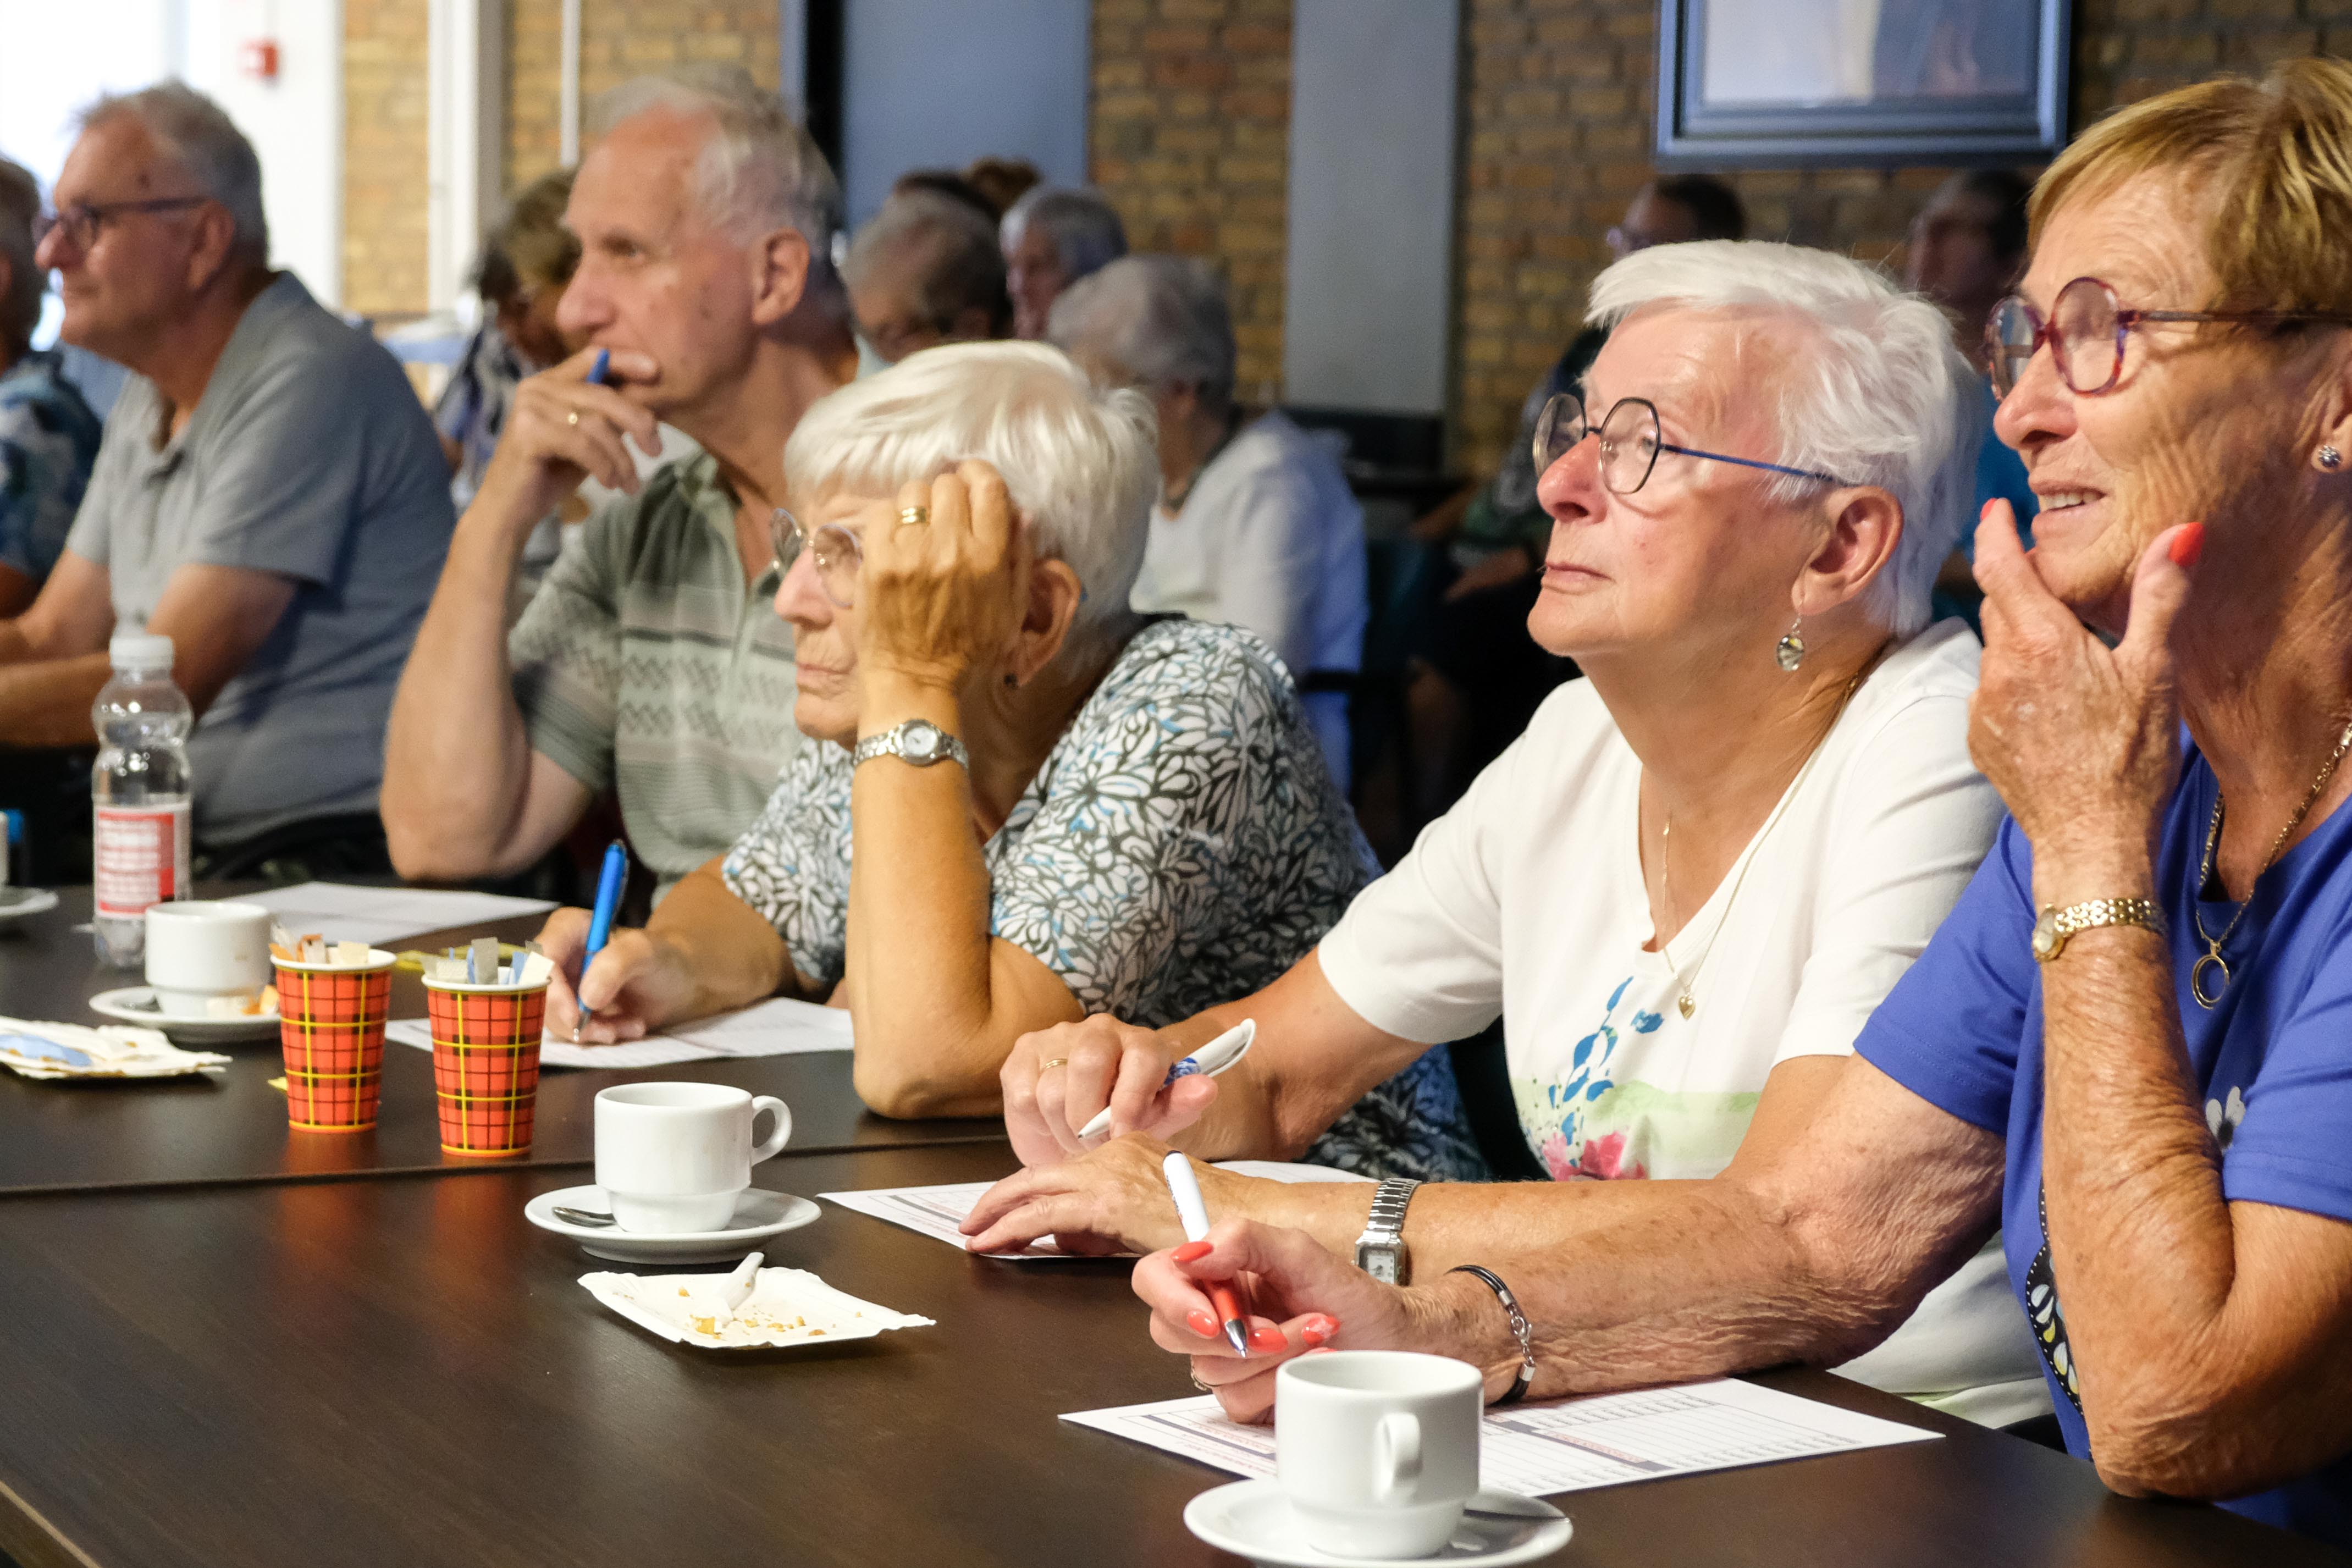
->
[239, 38, 279, 80]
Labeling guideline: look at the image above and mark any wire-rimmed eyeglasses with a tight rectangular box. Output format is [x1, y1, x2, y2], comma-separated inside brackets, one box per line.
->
[769, 507, 862, 608]
[34, 196, 209, 254]
[1987, 275, 2352, 399]
[1532, 390, 1848, 495]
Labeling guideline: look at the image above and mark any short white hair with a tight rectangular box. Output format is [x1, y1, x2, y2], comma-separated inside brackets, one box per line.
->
[783, 341, 1158, 638]
[591, 67, 842, 303]
[1001, 187, 1128, 279]
[78, 83, 267, 265]
[1586, 240, 1985, 638]
[1046, 255, 1235, 404]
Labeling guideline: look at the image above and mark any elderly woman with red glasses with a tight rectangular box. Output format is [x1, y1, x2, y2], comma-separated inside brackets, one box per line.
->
[964, 240, 2054, 1427]
[1080, 62, 2352, 1547]
[532, 340, 1478, 1181]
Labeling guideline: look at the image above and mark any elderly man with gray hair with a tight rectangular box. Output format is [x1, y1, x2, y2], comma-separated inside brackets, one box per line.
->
[384, 67, 855, 897]
[1001, 186, 1127, 340]
[840, 190, 1009, 368]
[0, 85, 451, 868]
[1051, 255, 1366, 787]
[0, 155, 102, 619]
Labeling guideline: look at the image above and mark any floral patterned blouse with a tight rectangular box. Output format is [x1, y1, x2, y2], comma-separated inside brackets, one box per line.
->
[721, 616, 1481, 1180]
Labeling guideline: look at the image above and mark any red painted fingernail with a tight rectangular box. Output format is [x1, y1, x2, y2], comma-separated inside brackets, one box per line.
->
[1302, 1326, 1329, 1348]
[1980, 499, 1996, 521]
[1186, 1310, 1219, 1338]
[1249, 1326, 1288, 1352]
[1309, 1315, 1340, 1338]
[2168, 521, 2205, 568]
[1172, 1240, 1212, 1263]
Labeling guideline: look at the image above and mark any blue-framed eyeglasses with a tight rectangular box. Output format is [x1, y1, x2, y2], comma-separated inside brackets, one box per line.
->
[1533, 390, 1849, 495]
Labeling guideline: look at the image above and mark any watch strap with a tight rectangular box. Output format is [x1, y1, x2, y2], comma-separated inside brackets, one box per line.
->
[1450, 1265, 1536, 1405]
[852, 719, 969, 772]
[1352, 1177, 1420, 1283]
[2034, 896, 2165, 962]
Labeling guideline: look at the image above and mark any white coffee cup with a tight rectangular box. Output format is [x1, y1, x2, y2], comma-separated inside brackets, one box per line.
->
[144, 900, 274, 1018]
[593, 1082, 792, 1233]
[1275, 1350, 1482, 1559]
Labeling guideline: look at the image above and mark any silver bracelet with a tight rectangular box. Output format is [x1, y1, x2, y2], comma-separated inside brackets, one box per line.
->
[1449, 1264, 1536, 1405]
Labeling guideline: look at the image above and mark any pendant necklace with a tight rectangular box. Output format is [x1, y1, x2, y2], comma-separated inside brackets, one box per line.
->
[2189, 715, 2352, 1008]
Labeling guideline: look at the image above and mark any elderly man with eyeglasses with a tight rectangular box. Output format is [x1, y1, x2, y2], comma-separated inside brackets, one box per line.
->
[965, 238, 2055, 1432]
[0, 84, 451, 870]
[382, 67, 855, 899]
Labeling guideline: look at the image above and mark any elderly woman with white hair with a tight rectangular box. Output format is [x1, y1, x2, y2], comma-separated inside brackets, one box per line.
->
[1001, 186, 1127, 340]
[541, 340, 1479, 1179]
[964, 241, 2051, 1426]
[1051, 256, 1367, 787]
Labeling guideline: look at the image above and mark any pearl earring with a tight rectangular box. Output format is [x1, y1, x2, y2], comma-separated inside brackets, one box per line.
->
[1775, 617, 1806, 672]
[2321, 444, 2344, 472]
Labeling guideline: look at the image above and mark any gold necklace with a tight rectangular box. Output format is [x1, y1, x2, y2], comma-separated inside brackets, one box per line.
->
[2189, 715, 2352, 1007]
[1657, 666, 1868, 1019]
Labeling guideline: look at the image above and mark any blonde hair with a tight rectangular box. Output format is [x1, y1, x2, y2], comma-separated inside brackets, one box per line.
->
[2034, 58, 2352, 318]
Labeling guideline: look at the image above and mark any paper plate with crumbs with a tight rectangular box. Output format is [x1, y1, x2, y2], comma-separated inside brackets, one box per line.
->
[580, 1265, 934, 1350]
[0, 1017, 232, 1080]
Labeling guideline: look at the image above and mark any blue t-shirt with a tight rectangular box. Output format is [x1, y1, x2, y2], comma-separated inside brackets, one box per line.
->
[1858, 747, 2352, 1548]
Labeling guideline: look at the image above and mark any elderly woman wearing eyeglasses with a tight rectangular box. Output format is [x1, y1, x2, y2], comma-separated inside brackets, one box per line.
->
[963, 241, 2051, 1426]
[532, 341, 1479, 1178]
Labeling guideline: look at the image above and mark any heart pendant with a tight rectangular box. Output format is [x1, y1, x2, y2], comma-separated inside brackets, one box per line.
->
[1677, 993, 1696, 1019]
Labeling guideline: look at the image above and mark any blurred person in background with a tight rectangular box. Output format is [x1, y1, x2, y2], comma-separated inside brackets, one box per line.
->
[842, 191, 1009, 370]
[963, 156, 1041, 219]
[0, 84, 451, 869]
[888, 168, 1000, 225]
[1051, 255, 1366, 789]
[436, 169, 583, 514]
[1002, 186, 1127, 341]
[383, 67, 851, 898]
[0, 155, 102, 618]
[1905, 168, 2038, 628]
[1406, 174, 1747, 826]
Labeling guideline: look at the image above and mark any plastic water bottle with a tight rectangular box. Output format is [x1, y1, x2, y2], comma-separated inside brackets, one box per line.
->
[91, 631, 193, 967]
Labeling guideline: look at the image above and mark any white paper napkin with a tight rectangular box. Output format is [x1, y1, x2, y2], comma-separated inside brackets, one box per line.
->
[0, 1017, 233, 1080]
[579, 1265, 935, 1349]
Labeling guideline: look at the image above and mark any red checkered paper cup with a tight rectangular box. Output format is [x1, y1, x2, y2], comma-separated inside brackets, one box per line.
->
[423, 975, 549, 1157]
[274, 949, 399, 1132]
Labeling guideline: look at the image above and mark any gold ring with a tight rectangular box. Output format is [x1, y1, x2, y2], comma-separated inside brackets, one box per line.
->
[1038, 1058, 1068, 1072]
[898, 505, 930, 527]
[566, 410, 580, 427]
[1189, 1368, 1214, 1393]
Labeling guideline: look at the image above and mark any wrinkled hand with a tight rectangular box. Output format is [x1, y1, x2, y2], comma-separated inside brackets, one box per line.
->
[1969, 501, 2198, 896]
[537, 906, 695, 1044]
[962, 1136, 1235, 1256]
[477, 345, 663, 529]
[1000, 1014, 1220, 1168]
[1135, 1219, 1421, 1423]
[854, 461, 1030, 697]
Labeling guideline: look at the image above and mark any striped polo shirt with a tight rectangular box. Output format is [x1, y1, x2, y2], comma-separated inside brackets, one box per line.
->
[507, 451, 799, 893]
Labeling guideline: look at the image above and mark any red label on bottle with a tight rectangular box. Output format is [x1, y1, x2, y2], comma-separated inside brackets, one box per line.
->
[93, 804, 190, 919]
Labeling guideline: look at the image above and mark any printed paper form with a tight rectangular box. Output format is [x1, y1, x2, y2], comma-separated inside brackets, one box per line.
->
[820, 1162, 1371, 1260]
[385, 996, 853, 1069]
[246, 883, 556, 948]
[1062, 1379, 1938, 1495]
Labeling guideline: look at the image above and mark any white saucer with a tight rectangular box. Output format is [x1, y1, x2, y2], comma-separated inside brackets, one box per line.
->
[1184, 1481, 1571, 1568]
[525, 1184, 821, 1263]
[88, 986, 281, 1043]
[0, 887, 59, 922]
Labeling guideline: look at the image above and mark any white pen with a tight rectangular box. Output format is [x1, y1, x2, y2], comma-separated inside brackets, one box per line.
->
[1162, 1151, 1250, 1355]
[1076, 1018, 1255, 1140]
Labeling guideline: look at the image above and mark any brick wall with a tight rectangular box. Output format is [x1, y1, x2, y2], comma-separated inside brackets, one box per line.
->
[1090, 0, 1293, 402]
[506, 0, 782, 192]
[1453, 0, 2352, 476]
[341, 0, 432, 319]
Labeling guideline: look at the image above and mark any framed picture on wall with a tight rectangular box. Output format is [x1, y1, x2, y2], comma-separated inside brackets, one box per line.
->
[1654, 0, 2070, 166]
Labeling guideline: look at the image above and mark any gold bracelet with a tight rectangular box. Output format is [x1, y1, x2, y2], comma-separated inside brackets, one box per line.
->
[2031, 897, 2165, 964]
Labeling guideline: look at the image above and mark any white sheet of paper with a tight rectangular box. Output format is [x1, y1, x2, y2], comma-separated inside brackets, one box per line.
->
[1062, 1379, 1939, 1495]
[384, 996, 854, 1069]
[820, 1162, 1372, 1260]
[246, 882, 556, 948]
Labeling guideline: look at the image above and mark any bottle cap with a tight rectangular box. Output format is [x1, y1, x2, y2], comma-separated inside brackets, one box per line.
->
[107, 631, 174, 671]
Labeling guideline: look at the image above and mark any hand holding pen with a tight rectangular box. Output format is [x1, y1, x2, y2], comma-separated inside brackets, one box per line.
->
[575, 838, 628, 1040]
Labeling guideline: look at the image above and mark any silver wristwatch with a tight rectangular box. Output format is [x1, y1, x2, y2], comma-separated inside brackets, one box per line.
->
[1353, 1177, 1421, 1285]
[852, 718, 969, 772]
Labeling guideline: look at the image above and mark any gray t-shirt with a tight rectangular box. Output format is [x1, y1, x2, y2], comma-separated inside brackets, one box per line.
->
[65, 274, 455, 844]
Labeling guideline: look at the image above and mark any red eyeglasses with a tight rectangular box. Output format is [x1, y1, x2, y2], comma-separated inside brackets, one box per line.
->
[1987, 275, 2352, 398]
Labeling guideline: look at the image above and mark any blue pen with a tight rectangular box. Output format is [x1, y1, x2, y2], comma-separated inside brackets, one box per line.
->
[1076, 1018, 1255, 1139]
[578, 839, 628, 1037]
[587, 346, 610, 385]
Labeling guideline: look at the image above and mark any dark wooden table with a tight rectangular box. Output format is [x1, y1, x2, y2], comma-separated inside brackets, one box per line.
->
[0, 1142, 2334, 1568]
[0, 888, 998, 1193]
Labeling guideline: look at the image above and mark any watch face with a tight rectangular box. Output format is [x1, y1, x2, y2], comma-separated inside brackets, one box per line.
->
[902, 721, 941, 763]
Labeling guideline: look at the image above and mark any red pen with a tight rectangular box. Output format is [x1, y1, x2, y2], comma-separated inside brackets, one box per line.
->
[1163, 1151, 1250, 1355]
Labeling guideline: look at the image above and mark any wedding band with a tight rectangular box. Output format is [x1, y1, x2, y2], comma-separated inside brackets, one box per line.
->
[1038, 1058, 1068, 1072]
[1189, 1368, 1213, 1394]
[898, 505, 930, 527]
[566, 410, 579, 427]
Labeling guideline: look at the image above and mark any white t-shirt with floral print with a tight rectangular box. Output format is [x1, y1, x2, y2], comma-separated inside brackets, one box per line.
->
[721, 616, 1482, 1181]
[1316, 620, 2049, 1425]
